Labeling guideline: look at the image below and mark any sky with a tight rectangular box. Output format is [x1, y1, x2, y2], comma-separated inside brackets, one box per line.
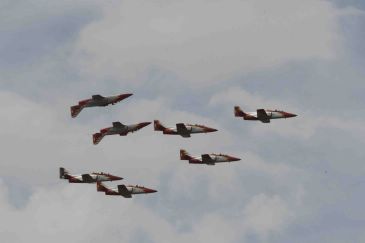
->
[0, 0, 364, 242]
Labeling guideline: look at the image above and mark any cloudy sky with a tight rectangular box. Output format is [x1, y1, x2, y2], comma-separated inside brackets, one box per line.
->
[1, 0, 365, 242]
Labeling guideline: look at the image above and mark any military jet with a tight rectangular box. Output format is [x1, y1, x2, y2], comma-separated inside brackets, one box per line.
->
[93, 121, 151, 145]
[59, 167, 123, 183]
[154, 120, 218, 138]
[96, 182, 157, 198]
[70, 93, 133, 118]
[234, 106, 297, 123]
[180, 149, 241, 165]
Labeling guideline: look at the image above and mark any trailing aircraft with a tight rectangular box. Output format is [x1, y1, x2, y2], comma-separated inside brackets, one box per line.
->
[70, 93, 132, 118]
[154, 120, 217, 138]
[96, 182, 157, 198]
[59, 167, 123, 183]
[93, 121, 151, 145]
[180, 149, 241, 165]
[234, 106, 297, 123]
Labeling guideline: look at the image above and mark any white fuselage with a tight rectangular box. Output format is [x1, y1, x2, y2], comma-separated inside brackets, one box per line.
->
[168, 125, 208, 134]
[84, 96, 120, 107]
[247, 111, 286, 119]
[107, 186, 148, 195]
[193, 155, 233, 163]
[104, 126, 129, 135]
[71, 174, 111, 182]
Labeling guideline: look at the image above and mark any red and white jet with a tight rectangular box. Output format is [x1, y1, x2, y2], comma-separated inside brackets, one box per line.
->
[93, 121, 151, 145]
[59, 167, 123, 183]
[234, 106, 297, 123]
[154, 120, 218, 138]
[180, 149, 241, 165]
[97, 182, 157, 198]
[70, 93, 133, 118]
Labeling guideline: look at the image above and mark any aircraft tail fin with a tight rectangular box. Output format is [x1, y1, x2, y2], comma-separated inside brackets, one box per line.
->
[93, 133, 104, 145]
[154, 120, 166, 131]
[234, 106, 246, 117]
[70, 105, 83, 118]
[180, 149, 192, 160]
[59, 167, 70, 179]
[96, 182, 108, 192]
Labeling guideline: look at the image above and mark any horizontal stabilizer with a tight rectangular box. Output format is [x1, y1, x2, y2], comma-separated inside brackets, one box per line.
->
[118, 185, 132, 198]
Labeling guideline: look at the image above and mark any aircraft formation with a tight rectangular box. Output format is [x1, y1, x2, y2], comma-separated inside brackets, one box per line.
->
[61, 93, 297, 198]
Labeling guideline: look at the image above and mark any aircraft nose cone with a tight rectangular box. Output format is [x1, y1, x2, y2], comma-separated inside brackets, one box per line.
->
[144, 188, 157, 194]
[111, 175, 123, 181]
[139, 122, 151, 128]
[229, 156, 241, 161]
[284, 112, 297, 118]
[123, 93, 133, 98]
[207, 128, 218, 133]
[118, 93, 133, 100]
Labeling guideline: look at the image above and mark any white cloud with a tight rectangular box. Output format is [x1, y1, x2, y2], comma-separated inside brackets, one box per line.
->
[0, 179, 297, 243]
[243, 194, 293, 239]
[74, 0, 347, 84]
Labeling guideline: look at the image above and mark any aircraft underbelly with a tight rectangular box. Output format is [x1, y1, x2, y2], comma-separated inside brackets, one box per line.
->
[107, 128, 127, 135]
[86, 101, 102, 107]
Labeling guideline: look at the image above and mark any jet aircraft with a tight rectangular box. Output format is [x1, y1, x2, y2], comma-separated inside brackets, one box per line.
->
[180, 149, 241, 165]
[234, 106, 297, 123]
[59, 167, 123, 183]
[154, 120, 218, 138]
[70, 93, 133, 118]
[93, 121, 151, 145]
[97, 182, 157, 198]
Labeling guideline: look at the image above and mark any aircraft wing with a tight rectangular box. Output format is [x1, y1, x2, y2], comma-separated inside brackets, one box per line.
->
[113, 122, 126, 128]
[256, 109, 270, 123]
[92, 94, 104, 100]
[118, 185, 132, 198]
[81, 174, 94, 183]
[201, 154, 214, 164]
[176, 123, 190, 137]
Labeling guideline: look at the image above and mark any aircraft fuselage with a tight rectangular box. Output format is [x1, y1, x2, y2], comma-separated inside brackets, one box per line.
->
[243, 110, 296, 120]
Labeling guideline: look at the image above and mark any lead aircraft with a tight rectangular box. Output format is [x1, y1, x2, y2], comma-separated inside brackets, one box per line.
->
[93, 121, 151, 145]
[97, 182, 157, 198]
[234, 106, 297, 123]
[70, 93, 133, 118]
[154, 120, 218, 138]
[59, 167, 123, 183]
[180, 149, 241, 165]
